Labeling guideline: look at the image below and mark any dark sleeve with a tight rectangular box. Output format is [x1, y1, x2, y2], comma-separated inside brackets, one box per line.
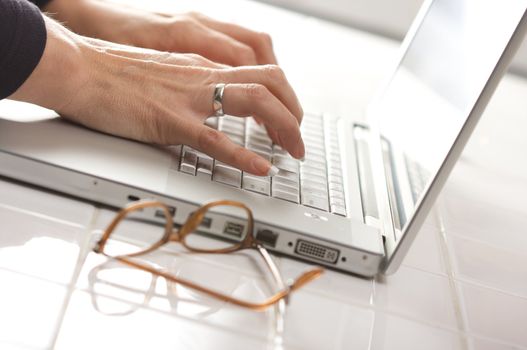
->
[28, 0, 52, 8]
[0, 0, 47, 99]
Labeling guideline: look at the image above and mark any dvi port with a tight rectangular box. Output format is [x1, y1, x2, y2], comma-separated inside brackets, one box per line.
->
[295, 239, 339, 264]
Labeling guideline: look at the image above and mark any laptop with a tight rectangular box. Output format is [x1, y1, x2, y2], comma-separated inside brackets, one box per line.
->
[0, 0, 526, 277]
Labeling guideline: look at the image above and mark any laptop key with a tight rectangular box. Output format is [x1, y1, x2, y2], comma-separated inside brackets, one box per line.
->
[301, 169, 327, 182]
[272, 189, 300, 204]
[301, 193, 329, 211]
[330, 204, 346, 217]
[247, 134, 272, 146]
[220, 125, 245, 137]
[301, 186, 328, 198]
[272, 155, 299, 173]
[250, 149, 272, 162]
[330, 197, 346, 208]
[180, 147, 198, 175]
[248, 143, 272, 155]
[329, 189, 345, 200]
[196, 157, 213, 180]
[272, 182, 300, 203]
[329, 174, 343, 185]
[274, 169, 299, 183]
[213, 161, 242, 188]
[242, 174, 270, 195]
[168, 145, 183, 170]
[204, 117, 219, 129]
[223, 132, 244, 146]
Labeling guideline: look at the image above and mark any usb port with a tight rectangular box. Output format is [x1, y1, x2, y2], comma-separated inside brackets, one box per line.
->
[256, 229, 278, 247]
[127, 195, 140, 202]
[223, 222, 244, 237]
[155, 206, 175, 218]
[200, 217, 212, 228]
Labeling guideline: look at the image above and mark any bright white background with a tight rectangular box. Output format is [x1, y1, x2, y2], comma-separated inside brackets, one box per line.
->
[258, 0, 527, 76]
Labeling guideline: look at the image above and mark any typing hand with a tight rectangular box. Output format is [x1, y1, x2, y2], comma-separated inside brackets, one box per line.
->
[11, 18, 304, 176]
[43, 0, 277, 66]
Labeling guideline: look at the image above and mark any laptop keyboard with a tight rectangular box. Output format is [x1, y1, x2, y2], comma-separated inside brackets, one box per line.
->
[170, 113, 347, 217]
[404, 155, 430, 203]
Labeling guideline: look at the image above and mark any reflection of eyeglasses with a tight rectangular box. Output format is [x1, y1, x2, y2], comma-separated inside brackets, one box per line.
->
[94, 200, 324, 311]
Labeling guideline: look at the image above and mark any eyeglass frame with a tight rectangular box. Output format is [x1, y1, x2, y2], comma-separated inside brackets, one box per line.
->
[93, 199, 324, 311]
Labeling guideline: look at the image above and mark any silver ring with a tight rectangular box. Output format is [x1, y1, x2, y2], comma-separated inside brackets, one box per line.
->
[212, 83, 226, 117]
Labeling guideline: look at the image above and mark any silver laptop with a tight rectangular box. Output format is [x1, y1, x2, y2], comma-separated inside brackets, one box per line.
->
[1, 0, 526, 276]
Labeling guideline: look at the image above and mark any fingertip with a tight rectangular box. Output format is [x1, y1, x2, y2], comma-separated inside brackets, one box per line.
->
[298, 105, 305, 123]
[286, 131, 305, 160]
[267, 165, 279, 177]
[250, 156, 273, 176]
[294, 137, 306, 159]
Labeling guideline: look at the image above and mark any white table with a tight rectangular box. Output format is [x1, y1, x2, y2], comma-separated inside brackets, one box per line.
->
[1, 1, 526, 349]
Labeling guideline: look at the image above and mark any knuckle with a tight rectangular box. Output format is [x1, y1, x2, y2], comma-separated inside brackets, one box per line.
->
[263, 64, 285, 81]
[176, 17, 198, 30]
[185, 53, 208, 66]
[244, 84, 269, 99]
[197, 128, 224, 151]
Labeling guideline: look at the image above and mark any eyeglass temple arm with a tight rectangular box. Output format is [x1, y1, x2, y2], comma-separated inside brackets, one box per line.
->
[113, 254, 322, 312]
[256, 244, 287, 289]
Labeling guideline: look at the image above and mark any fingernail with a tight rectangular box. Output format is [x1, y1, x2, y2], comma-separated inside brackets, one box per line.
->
[252, 157, 276, 176]
[267, 165, 280, 177]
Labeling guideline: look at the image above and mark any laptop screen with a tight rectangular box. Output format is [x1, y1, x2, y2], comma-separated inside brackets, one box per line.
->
[372, 0, 527, 230]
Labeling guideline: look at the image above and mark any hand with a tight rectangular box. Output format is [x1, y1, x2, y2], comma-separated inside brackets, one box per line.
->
[11, 17, 304, 176]
[44, 0, 277, 66]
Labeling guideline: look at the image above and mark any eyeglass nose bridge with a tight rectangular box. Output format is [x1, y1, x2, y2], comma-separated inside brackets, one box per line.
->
[168, 229, 181, 243]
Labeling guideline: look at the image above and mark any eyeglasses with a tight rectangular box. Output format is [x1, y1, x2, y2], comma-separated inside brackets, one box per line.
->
[93, 199, 324, 311]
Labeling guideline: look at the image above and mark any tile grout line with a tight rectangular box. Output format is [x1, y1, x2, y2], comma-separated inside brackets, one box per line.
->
[0, 202, 86, 229]
[433, 202, 470, 350]
[453, 277, 527, 301]
[48, 207, 101, 350]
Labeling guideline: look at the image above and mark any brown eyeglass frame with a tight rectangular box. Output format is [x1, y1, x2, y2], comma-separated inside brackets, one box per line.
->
[94, 200, 324, 311]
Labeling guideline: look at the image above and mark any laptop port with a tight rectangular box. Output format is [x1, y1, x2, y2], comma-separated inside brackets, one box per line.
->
[200, 217, 212, 228]
[295, 239, 339, 264]
[256, 229, 278, 247]
[223, 222, 244, 237]
[155, 206, 176, 218]
[188, 212, 212, 228]
[127, 195, 140, 202]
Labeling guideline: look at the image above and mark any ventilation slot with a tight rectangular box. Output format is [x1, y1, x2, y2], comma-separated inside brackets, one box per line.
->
[295, 240, 339, 264]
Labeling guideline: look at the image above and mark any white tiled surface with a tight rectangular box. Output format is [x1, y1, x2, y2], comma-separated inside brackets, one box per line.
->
[1, 0, 527, 349]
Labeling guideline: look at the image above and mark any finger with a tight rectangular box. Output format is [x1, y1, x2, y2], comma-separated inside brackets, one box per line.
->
[189, 13, 278, 65]
[174, 20, 258, 66]
[265, 125, 280, 146]
[182, 123, 278, 176]
[220, 83, 305, 159]
[217, 65, 303, 123]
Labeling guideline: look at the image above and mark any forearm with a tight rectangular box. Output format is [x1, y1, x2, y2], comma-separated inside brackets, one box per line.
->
[10, 16, 88, 113]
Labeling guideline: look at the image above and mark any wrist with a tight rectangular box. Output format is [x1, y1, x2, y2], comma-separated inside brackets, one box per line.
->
[10, 16, 89, 113]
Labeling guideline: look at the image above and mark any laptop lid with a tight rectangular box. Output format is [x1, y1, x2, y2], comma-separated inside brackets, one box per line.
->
[365, 0, 527, 273]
